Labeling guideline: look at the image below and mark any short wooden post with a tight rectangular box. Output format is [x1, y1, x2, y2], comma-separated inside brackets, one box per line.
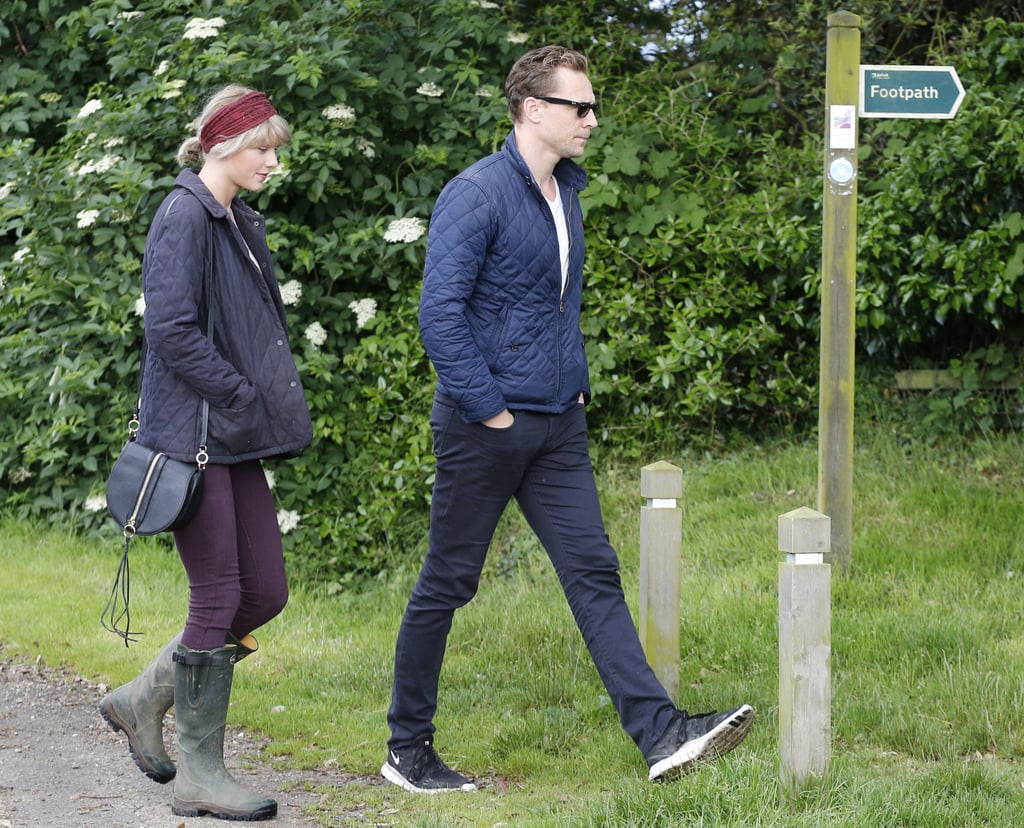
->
[778, 507, 832, 799]
[639, 461, 682, 701]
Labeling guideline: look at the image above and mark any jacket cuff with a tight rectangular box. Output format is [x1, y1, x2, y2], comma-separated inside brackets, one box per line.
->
[456, 389, 507, 423]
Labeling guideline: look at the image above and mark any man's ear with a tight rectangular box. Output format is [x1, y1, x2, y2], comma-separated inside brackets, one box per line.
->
[522, 96, 544, 124]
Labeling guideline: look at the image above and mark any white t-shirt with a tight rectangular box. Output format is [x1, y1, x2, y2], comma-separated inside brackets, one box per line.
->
[544, 176, 569, 295]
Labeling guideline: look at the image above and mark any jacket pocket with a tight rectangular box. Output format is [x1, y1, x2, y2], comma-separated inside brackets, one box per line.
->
[208, 385, 266, 455]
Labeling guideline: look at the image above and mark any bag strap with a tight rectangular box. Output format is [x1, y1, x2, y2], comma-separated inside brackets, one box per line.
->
[104, 199, 215, 646]
[133, 193, 214, 469]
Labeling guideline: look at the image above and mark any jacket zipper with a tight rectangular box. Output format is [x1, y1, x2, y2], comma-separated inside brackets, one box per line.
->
[561, 190, 575, 314]
[555, 185, 577, 400]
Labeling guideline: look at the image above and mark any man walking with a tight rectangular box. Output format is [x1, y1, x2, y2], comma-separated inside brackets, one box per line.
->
[382, 45, 754, 793]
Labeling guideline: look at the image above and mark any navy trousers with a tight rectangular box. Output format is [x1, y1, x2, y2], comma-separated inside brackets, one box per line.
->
[387, 394, 676, 755]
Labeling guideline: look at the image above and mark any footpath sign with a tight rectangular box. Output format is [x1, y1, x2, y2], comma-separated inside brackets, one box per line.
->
[859, 64, 965, 119]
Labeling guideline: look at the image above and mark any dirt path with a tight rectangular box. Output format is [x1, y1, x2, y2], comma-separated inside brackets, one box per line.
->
[0, 655, 374, 827]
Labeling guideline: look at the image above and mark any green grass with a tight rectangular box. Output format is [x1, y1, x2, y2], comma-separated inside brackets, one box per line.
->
[3, 427, 1024, 825]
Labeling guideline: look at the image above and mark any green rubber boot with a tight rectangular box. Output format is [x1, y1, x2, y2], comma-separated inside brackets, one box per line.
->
[99, 632, 182, 783]
[170, 644, 277, 821]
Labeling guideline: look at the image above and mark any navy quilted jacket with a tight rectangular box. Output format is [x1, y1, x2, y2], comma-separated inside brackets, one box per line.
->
[419, 132, 591, 423]
[136, 169, 312, 464]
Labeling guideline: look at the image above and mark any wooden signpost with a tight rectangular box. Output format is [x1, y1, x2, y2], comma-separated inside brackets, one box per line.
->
[789, 8, 968, 800]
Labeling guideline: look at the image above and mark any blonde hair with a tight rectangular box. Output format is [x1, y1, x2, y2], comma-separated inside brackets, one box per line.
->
[176, 84, 291, 167]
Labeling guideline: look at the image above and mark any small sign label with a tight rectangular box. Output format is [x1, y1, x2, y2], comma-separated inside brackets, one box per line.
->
[829, 105, 857, 149]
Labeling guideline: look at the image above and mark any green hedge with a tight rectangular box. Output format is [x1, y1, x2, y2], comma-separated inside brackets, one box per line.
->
[2, 2, 1022, 584]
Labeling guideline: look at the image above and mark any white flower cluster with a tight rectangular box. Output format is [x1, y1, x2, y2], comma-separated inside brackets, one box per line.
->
[416, 82, 444, 98]
[322, 104, 356, 126]
[304, 321, 327, 348]
[472, 0, 500, 6]
[154, 60, 170, 76]
[12, 247, 30, 264]
[263, 466, 276, 490]
[162, 79, 187, 99]
[85, 495, 107, 512]
[348, 297, 377, 330]
[8, 466, 33, 484]
[76, 209, 100, 228]
[76, 99, 104, 119]
[117, 10, 143, 21]
[0, 181, 15, 199]
[506, 32, 530, 44]
[383, 217, 425, 244]
[280, 280, 303, 306]
[77, 154, 123, 177]
[355, 136, 376, 159]
[474, 86, 496, 98]
[183, 17, 226, 40]
[134, 294, 146, 317]
[277, 509, 300, 534]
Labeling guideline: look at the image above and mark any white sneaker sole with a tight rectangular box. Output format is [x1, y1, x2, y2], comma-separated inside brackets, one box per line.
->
[648, 704, 755, 781]
[381, 762, 478, 794]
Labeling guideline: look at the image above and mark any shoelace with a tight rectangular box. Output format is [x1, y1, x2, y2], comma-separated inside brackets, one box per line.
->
[410, 744, 443, 778]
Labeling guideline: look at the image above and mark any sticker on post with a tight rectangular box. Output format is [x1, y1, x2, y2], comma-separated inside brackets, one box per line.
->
[828, 157, 855, 185]
[829, 105, 856, 149]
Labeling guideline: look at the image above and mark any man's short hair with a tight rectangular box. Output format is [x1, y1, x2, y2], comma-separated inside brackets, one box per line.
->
[504, 45, 589, 122]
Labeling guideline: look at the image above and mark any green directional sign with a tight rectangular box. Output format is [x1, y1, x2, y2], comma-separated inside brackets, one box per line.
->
[859, 64, 965, 119]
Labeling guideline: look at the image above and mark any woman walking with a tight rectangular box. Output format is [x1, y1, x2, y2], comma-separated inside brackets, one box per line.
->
[99, 84, 312, 821]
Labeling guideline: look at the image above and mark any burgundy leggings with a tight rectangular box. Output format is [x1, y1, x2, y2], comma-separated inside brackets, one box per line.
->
[172, 460, 288, 651]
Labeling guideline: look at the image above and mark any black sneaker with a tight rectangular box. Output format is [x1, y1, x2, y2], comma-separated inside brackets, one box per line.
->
[381, 739, 478, 794]
[646, 704, 755, 781]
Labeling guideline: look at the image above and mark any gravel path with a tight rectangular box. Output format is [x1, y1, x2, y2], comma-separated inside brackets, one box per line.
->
[0, 655, 372, 827]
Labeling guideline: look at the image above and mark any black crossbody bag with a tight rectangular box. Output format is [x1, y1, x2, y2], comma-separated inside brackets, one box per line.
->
[102, 206, 214, 644]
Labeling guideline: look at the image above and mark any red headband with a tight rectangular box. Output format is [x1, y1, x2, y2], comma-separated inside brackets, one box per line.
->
[199, 91, 278, 153]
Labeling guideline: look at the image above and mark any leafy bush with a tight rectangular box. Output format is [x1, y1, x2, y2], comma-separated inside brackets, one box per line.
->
[857, 17, 1024, 362]
[0, 0, 522, 586]
[2, 2, 1022, 584]
[579, 66, 823, 444]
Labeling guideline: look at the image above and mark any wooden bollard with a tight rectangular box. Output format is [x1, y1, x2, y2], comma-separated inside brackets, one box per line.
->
[778, 507, 832, 798]
[639, 461, 682, 702]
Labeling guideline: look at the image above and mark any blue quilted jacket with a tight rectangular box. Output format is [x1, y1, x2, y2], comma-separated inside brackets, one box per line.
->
[136, 169, 312, 464]
[419, 132, 591, 423]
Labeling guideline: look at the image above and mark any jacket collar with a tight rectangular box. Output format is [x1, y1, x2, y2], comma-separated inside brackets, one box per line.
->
[172, 168, 235, 221]
[503, 131, 588, 193]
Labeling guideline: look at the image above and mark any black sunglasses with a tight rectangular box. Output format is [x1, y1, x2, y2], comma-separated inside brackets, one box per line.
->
[536, 96, 600, 118]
